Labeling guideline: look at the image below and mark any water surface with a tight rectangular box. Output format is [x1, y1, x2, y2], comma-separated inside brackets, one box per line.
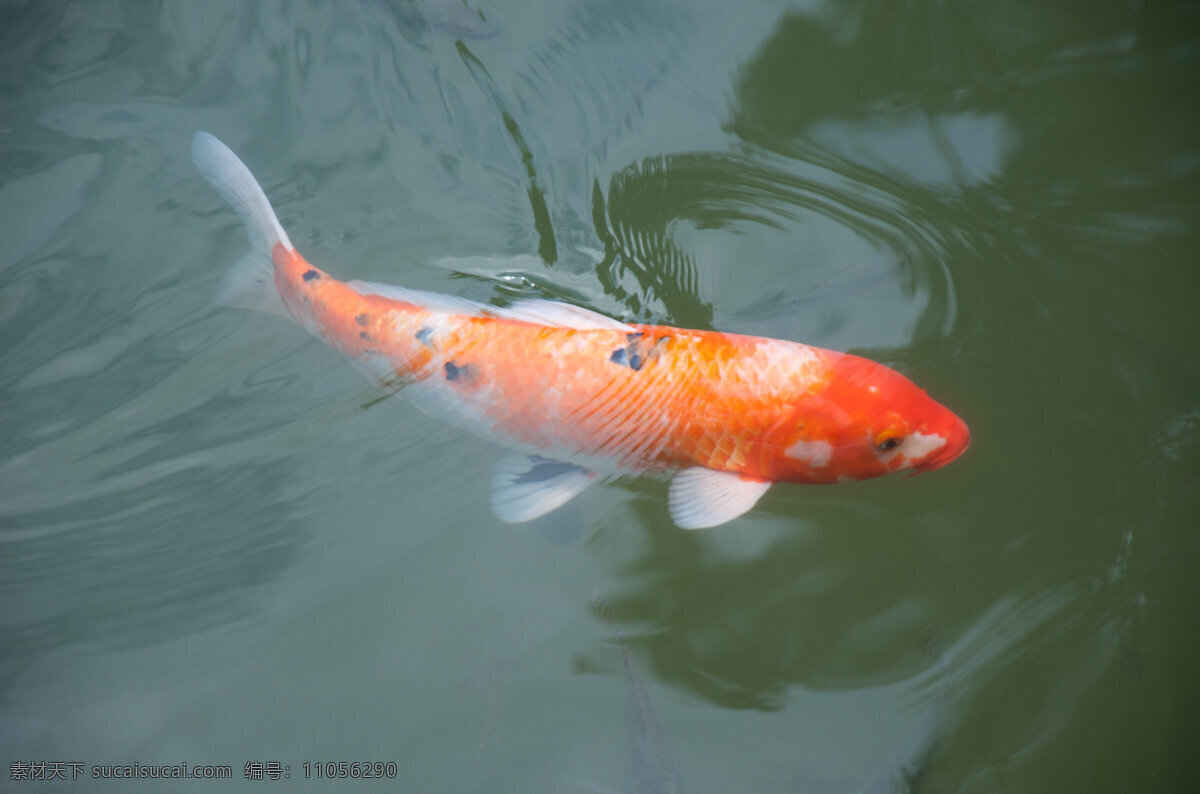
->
[2, 1, 1198, 791]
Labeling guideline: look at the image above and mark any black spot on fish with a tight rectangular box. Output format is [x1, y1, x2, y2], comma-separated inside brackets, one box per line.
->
[610, 347, 643, 370]
[609, 346, 644, 371]
[609, 333, 669, 371]
[356, 313, 370, 326]
[611, 347, 646, 370]
[303, 269, 320, 281]
[444, 360, 475, 382]
[415, 326, 434, 346]
[360, 331, 370, 340]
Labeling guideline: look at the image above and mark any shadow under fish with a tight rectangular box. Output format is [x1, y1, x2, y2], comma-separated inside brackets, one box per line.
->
[581, 592, 686, 794]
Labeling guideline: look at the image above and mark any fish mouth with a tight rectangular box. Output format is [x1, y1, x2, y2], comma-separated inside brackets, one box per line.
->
[914, 443, 964, 473]
[912, 417, 971, 474]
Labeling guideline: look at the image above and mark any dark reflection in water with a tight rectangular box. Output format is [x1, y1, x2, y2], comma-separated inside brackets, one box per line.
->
[734, 4, 991, 137]
[589, 503, 947, 710]
[456, 41, 559, 264]
[596, 148, 967, 332]
[578, 1, 1199, 789]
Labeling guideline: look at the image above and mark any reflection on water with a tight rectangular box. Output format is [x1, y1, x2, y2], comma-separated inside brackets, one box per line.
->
[3, 459, 301, 656]
[1, 0, 1197, 791]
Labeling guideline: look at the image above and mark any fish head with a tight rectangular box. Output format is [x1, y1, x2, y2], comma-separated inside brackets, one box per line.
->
[776, 353, 970, 482]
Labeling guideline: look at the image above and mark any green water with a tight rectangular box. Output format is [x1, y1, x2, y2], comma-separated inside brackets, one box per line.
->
[2, 1, 1198, 791]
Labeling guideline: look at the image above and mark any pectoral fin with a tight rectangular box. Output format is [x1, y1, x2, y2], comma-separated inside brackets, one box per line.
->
[491, 455, 598, 523]
[668, 468, 772, 529]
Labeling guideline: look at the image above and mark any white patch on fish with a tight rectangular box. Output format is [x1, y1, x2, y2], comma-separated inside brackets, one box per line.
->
[874, 430, 947, 467]
[902, 431, 947, 463]
[784, 439, 833, 468]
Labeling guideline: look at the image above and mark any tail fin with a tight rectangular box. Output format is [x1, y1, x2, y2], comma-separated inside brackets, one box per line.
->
[192, 131, 292, 316]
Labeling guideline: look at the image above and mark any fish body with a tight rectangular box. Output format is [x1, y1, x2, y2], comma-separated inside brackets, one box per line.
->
[192, 132, 969, 529]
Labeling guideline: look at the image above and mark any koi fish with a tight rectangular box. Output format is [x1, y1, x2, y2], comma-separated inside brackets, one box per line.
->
[192, 132, 969, 529]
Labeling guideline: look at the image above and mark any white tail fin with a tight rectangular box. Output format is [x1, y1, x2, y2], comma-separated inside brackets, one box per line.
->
[192, 131, 293, 316]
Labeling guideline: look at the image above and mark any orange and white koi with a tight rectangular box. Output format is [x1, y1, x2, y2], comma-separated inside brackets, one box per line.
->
[192, 132, 970, 529]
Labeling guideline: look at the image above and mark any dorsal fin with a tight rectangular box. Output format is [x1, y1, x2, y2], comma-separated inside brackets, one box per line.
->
[349, 281, 632, 331]
[490, 298, 633, 331]
[347, 281, 491, 315]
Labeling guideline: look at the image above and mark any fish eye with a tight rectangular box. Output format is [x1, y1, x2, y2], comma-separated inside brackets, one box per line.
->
[876, 436, 902, 452]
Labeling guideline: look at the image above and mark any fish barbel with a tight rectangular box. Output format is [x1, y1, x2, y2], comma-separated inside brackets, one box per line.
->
[192, 132, 969, 529]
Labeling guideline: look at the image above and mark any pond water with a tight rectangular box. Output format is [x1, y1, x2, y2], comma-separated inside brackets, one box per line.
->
[2, 1, 1198, 791]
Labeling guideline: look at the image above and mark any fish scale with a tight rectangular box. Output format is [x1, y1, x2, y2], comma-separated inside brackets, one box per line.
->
[193, 131, 970, 529]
